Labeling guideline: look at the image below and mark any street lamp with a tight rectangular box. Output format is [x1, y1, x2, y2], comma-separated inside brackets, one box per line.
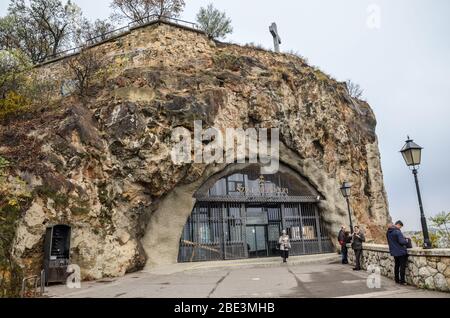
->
[400, 136, 432, 249]
[340, 182, 354, 234]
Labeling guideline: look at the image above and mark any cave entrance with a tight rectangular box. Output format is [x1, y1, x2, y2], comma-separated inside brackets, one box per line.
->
[177, 164, 333, 262]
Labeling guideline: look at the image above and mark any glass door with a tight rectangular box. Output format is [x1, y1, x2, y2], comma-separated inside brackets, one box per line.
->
[246, 225, 268, 258]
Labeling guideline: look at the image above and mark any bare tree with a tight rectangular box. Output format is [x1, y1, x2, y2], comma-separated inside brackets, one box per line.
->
[152, 0, 185, 19]
[66, 49, 104, 96]
[0, 11, 51, 63]
[346, 80, 364, 99]
[111, 0, 153, 22]
[196, 4, 233, 40]
[15, 0, 82, 55]
[111, 0, 185, 23]
[87, 19, 116, 42]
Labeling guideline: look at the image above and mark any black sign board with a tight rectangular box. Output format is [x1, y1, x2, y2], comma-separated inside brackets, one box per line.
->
[43, 224, 71, 284]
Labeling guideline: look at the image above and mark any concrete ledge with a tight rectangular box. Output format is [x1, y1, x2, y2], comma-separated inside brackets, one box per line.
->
[406, 248, 450, 257]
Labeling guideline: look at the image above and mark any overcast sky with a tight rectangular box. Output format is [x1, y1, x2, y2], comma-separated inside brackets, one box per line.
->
[1, 0, 449, 231]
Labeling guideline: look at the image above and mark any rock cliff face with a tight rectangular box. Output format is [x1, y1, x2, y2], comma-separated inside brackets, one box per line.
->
[0, 21, 390, 280]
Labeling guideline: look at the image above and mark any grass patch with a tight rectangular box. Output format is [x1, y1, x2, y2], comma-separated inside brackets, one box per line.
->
[70, 206, 90, 216]
[213, 52, 242, 72]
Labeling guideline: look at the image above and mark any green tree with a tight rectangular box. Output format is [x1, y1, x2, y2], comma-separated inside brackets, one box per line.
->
[196, 3, 233, 40]
[111, 0, 185, 23]
[429, 211, 450, 248]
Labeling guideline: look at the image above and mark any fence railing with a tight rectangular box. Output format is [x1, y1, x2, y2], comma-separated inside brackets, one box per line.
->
[20, 270, 45, 298]
[42, 15, 201, 64]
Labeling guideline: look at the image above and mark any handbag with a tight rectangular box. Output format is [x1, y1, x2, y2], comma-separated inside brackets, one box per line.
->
[406, 238, 412, 249]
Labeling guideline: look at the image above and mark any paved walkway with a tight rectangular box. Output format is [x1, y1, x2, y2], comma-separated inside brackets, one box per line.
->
[47, 254, 450, 298]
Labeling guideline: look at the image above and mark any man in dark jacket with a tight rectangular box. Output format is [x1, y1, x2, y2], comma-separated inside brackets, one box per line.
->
[387, 221, 410, 285]
[351, 226, 365, 271]
[338, 225, 348, 264]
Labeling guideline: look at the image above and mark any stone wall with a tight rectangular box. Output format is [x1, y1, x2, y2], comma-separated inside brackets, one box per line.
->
[348, 244, 450, 292]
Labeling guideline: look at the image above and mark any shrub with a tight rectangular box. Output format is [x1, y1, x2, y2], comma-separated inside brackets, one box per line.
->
[346, 79, 364, 99]
[0, 49, 31, 98]
[0, 162, 31, 298]
[66, 49, 106, 96]
[213, 53, 242, 71]
[0, 201, 24, 298]
[0, 91, 30, 119]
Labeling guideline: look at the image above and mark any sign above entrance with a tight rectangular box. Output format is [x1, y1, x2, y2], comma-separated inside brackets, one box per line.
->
[236, 176, 289, 197]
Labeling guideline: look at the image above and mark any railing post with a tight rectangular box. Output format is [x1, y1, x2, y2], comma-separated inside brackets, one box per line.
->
[222, 203, 228, 260]
[280, 204, 286, 231]
[20, 279, 26, 298]
[298, 203, 306, 254]
[314, 206, 323, 253]
[242, 203, 248, 258]
[40, 269, 46, 295]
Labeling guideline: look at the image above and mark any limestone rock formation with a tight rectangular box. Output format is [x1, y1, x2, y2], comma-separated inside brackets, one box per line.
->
[0, 21, 390, 280]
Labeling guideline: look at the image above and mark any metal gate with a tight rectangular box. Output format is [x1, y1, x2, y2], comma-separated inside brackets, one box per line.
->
[178, 203, 247, 262]
[178, 201, 333, 263]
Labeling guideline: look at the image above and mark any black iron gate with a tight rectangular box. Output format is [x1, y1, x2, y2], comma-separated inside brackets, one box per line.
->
[177, 203, 247, 262]
[178, 201, 333, 263]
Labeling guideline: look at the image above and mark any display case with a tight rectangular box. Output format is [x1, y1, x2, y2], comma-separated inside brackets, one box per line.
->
[43, 225, 71, 284]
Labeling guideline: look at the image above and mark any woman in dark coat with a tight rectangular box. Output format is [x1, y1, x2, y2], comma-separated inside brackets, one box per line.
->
[351, 226, 365, 271]
[341, 231, 351, 264]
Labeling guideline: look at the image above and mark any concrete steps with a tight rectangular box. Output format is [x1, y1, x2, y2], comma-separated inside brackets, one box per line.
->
[144, 253, 341, 275]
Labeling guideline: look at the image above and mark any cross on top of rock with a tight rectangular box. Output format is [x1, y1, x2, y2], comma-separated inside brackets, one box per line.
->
[269, 22, 282, 53]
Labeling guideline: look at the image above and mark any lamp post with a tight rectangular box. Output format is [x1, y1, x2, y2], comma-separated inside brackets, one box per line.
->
[400, 136, 432, 249]
[340, 182, 354, 234]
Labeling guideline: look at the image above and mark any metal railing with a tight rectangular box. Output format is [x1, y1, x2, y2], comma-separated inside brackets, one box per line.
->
[85, 24, 130, 47]
[20, 270, 45, 298]
[42, 15, 201, 64]
[129, 15, 199, 30]
[178, 201, 334, 263]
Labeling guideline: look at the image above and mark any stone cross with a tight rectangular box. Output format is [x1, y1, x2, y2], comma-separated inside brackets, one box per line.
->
[269, 22, 281, 53]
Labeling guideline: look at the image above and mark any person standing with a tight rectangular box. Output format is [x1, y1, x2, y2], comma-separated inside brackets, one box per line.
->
[338, 225, 348, 264]
[351, 226, 365, 271]
[279, 230, 291, 263]
[387, 221, 410, 285]
[341, 231, 351, 264]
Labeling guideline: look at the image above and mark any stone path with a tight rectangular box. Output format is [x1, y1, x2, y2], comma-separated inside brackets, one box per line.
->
[47, 254, 450, 298]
